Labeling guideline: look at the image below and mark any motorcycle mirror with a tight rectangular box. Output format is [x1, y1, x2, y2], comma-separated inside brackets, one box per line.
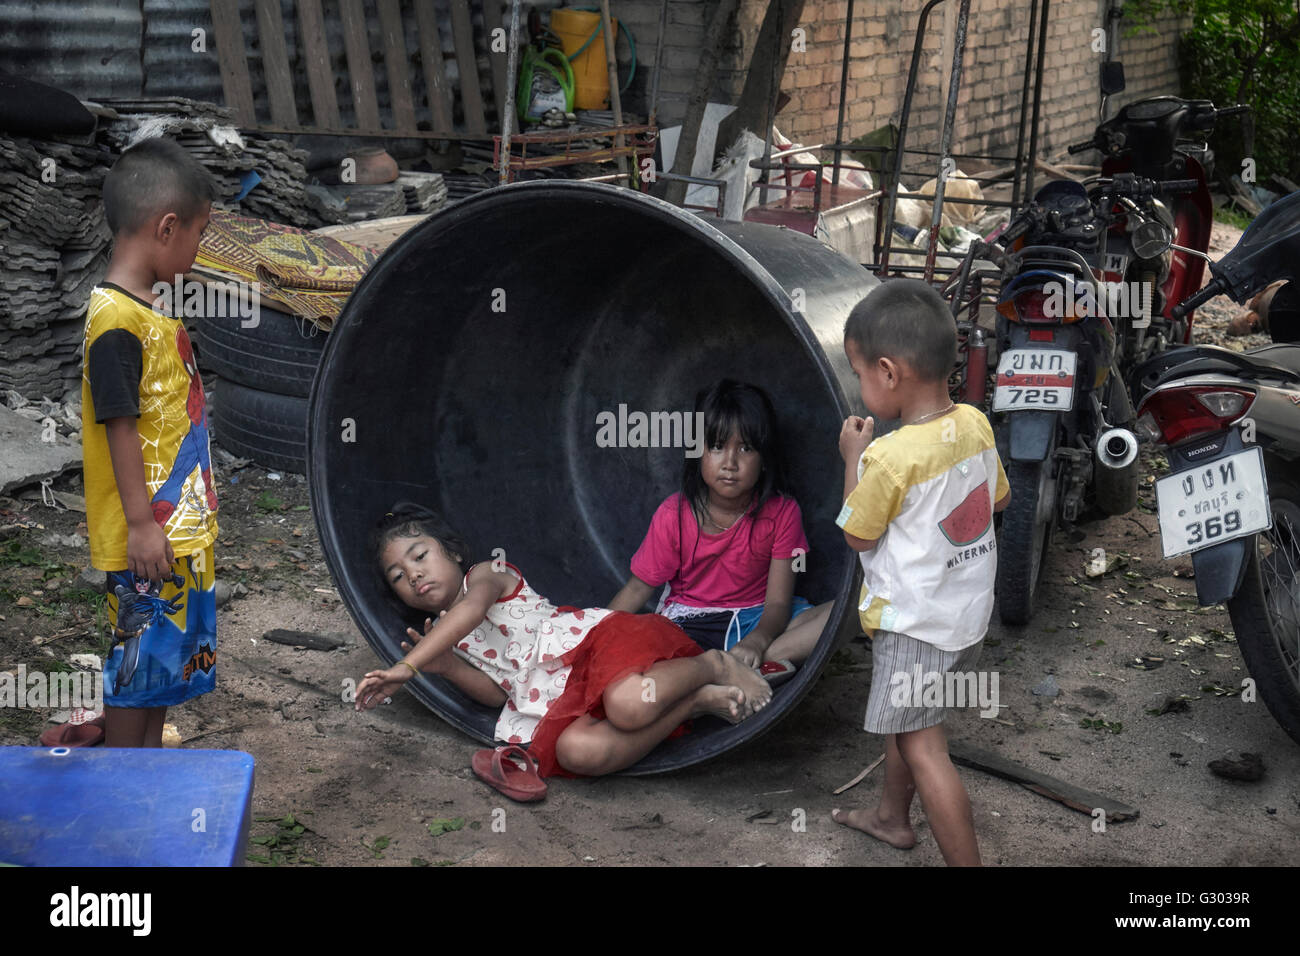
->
[1131, 220, 1171, 259]
[1100, 61, 1126, 96]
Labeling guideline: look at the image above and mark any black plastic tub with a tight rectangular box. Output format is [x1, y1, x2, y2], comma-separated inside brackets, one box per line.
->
[308, 180, 878, 773]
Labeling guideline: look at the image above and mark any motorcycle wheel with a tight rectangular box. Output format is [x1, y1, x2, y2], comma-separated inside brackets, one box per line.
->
[1226, 479, 1300, 746]
[995, 456, 1058, 626]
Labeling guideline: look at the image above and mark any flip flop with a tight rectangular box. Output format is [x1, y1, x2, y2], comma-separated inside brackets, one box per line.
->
[470, 745, 548, 803]
[757, 659, 797, 688]
[38, 714, 105, 748]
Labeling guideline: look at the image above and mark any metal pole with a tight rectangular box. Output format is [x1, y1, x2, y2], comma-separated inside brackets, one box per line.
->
[878, 0, 943, 276]
[832, 0, 856, 187]
[597, 0, 629, 179]
[499, 0, 523, 185]
[1010, 0, 1040, 214]
[758, 1, 788, 207]
[1024, 0, 1049, 202]
[650, 0, 668, 125]
[923, 0, 970, 284]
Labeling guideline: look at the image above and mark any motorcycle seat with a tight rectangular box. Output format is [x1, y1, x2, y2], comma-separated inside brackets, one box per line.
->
[1131, 344, 1300, 405]
[1244, 343, 1300, 378]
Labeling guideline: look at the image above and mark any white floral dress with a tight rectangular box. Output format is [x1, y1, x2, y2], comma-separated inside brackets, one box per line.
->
[451, 562, 614, 744]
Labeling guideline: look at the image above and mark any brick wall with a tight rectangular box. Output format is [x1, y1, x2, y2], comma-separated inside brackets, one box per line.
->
[680, 0, 1193, 172]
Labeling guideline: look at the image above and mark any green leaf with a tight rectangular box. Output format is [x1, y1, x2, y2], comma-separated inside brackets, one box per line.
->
[427, 817, 466, 837]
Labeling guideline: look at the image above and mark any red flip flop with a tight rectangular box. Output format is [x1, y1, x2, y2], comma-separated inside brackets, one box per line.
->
[38, 714, 105, 748]
[471, 745, 548, 803]
[757, 659, 797, 688]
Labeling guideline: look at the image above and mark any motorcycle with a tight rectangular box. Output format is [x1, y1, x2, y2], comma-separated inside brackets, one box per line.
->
[978, 174, 1199, 625]
[1068, 93, 1251, 363]
[1131, 188, 1300, 746]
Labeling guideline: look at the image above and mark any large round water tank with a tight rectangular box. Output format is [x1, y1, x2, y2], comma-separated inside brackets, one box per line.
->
[308, 181, 877, 772]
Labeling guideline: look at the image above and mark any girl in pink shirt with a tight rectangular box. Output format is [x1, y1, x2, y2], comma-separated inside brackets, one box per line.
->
[609, 380, 832, 670]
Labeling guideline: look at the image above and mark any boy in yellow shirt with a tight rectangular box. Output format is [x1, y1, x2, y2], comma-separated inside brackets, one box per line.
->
[831, 280, 1009, 865]
[82, 137, 220, 747]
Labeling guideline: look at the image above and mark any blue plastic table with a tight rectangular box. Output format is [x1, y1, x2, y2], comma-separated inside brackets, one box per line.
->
[0, 747, 255, 866]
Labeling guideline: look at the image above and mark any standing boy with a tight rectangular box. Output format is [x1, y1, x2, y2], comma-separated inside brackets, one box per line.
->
[83, 137, 220, 747]
[831, 280, 1009, 866]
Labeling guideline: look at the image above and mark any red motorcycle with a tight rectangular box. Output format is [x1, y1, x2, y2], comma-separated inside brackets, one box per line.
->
[1068, 95, 1251, 363]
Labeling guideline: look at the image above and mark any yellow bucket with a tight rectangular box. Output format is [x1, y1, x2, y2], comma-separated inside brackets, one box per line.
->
[550, 8, 617, 110]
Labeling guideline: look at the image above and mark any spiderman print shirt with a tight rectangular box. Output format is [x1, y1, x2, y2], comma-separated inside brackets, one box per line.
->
[82, 283, 219, 569]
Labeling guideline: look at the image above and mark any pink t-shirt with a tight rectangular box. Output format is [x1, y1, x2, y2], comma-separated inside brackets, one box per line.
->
[630, 493, 810, 609]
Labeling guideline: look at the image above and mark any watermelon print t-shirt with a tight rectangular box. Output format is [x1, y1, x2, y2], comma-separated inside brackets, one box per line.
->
[451, 562, 614, 744]
[836, 404, 1009, 651]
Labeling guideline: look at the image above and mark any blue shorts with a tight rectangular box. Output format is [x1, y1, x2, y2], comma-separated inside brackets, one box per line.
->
[103, 545, 217, 709]
[672, 596, 815, 652]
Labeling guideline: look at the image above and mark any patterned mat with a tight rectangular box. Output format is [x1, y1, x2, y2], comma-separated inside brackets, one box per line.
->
[194, 210, 379, 330]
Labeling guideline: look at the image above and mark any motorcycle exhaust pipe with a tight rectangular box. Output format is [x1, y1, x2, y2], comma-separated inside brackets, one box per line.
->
[1093, 428, 1140, 516]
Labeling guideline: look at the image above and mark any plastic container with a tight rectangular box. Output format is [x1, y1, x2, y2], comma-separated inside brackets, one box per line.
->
[307, 180, 878, 773]
[550, 7, 615, 110]
[0, 747, 255, 866]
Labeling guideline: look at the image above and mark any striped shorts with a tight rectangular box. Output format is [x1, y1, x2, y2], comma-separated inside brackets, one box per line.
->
[863, 629, 985, 735]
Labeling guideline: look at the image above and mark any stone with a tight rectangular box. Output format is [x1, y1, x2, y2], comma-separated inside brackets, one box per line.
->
[1031, 675, 1060, 698]
[76, 567, 106, 590]
[0, 403, 81, 494]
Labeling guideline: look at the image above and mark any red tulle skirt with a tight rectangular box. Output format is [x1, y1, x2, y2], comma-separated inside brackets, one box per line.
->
[529, 611, 703, 778]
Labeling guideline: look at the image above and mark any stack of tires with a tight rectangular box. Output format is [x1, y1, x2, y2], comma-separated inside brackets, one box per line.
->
[198, 309, 325, 474]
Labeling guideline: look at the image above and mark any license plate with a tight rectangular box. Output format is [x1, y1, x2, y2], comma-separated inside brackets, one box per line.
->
[1155, 447, 1272, 559]
[992, 349, 1077, 411]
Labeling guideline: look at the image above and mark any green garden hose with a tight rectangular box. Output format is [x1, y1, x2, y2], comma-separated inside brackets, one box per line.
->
[563, 7, 637, 94]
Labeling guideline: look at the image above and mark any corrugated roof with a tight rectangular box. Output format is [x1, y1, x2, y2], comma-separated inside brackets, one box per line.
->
[0, 0, 145, 99]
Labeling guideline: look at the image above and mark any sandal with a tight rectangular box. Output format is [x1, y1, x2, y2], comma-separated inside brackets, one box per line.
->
[757, 659, 797, 688]
[471, 745, 548, 803]
[38, 714, 105, 748]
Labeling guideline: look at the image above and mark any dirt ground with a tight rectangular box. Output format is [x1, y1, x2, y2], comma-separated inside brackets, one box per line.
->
[2, 219, 1297, 867]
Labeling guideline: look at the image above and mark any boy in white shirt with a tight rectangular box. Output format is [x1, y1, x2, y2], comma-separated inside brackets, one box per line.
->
[831, 279, 1009, 866]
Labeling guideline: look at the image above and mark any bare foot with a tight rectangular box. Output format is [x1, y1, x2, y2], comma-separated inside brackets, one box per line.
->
[831, 807, 916, 849]
[708, 650, 773, 716]
[690, 684, 746, 724]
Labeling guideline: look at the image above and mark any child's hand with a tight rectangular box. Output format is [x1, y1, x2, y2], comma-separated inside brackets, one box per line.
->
[354, 667, 410, 711]
[839, 416, 875, 464]
[399, 610, 446, 653]
[126, 519, 175, 583]
[728, 639, 765, 668]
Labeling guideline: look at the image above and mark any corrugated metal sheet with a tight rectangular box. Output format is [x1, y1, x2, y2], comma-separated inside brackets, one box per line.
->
[0, 0, 145, 100]
[2, 0, 653, 131]
[141, 0, 224, 102]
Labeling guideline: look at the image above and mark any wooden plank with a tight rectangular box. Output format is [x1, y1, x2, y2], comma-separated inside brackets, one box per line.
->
[949, 743, 1140, 823]
[313, 214, 432, 253]
[296, 0, 340, 129]
[376, 0, 417, 131]
[339, 0, 383, 131]
[253, 0, 298, 128]
[480, 0, 509, 126]
[208, 0, 256, 125]
[448, 0, 487, 135]
[414, 0, 456, 134]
